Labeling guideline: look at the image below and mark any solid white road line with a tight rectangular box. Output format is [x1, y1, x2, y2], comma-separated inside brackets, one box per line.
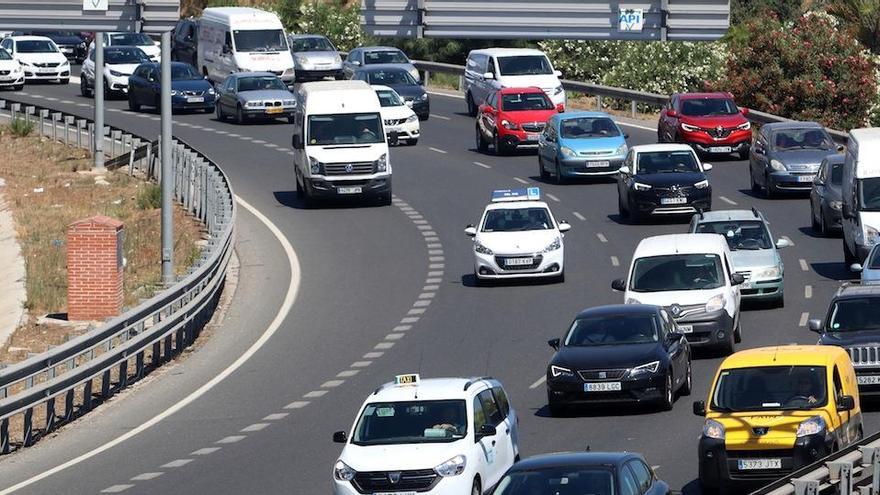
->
[427, 90, 464, 100]
[799, 312, 810, 327]
[529, 376, 547, 389]
[611, 256, 620, 267]
[0, 196, 301, 495]
[617, 121, 656, 132]
[800, 259, 809, 272]
[719, 196, 738, 206]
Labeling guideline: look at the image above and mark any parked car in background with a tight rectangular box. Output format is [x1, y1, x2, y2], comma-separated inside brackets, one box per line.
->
[128, 62, 216, 113]
[658, 92, 751, 159]
[98, 32, 160, 62]
[0, 47, 25, 90]
[850, 245, 880, 281]
[288, 34, 342, 82]
[80, 45, 151, 98]
[464, 48, 565, 116]
[342, 46, 417, 81]
[475, 87, 561, 155]
[215, 72, 295, 124]
[171, 17, 199, 67]
[538, 111, 628, 182]
[810, 154, 845, 236]
[373, 85, 419, 145]
[350, 64, 429, 120]
[0, 35, 70, 84]
[12, 30, 86, 63]
[749, 121, 839, 198]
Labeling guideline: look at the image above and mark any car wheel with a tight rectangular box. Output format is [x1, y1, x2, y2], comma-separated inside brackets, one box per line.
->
[406, 138, 418, 146]
[555, 160, 565, 184]
[205, 106, 215, 114]
[734, 318, 742, 343]
[235, 104, 245, 124]
[547, 394, 566, 416]
[720, 329, 735, 355]
[60, 78, 69, 85]
[466, 92, 476, 117]
[660, 373, 674, 411]
[539, 156, 550, 180]
[738, 148, 749, 160]
[471, 477, 481, 495]
[287, 115, 296, 124]
[750, 169, 760, 193]
[419, 113, 429, 122]
[764, 173, 775, 198]
[680, 357, 693, 396]
[774, 292, 785, 308]
[295, 170, 303, 198]
[475, 125, 488, 152]
[811, 203, 821, 233]
[493, 133, 506, 156]
[554, 270, 565, 284]
[379, 193, 392, 206]
[80, 76, 91, 97]
[844, 238, 856, 265]
[216, 103, 226, 121]
[819, 211, 829, 237]
[128, 95, 140, 112]
[13, 83, 23, 91]
[618, 193, 630, 218]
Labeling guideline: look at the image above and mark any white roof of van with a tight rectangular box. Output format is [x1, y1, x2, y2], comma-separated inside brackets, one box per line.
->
[849, 128, 880, 178]
[633, 234, 729, 259]
[300, 80, 371, 94]
[469, 48, 547, 57]
[299, 80, 379, 112]
[201, 7, 282, 25]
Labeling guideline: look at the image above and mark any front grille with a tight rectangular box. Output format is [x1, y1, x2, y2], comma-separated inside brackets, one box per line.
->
[706, 126, 735, 139]
[521, 122, 545, 133]
[665, 303, 705, 320]
[33, 62, 60, 68]
[352, 469, 439, 493]
[494, 255, 542, 270]
[181, 90, 204, 96]
[578, 369, 627, 381]
[653, 185, 695, 195]
[579, 150, 614, 157]
[261, 100, 282, 107]
[384, 118, 407, 126]
[848, 346, 880, 366]
[0, 70, 8, 76]
[324, 161, 375, 176]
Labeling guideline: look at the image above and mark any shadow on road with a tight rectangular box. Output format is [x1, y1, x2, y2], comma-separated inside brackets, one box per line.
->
[460, 273, 562, 288]
[273, 190, 388, 210]
[811, 261, 856, 282]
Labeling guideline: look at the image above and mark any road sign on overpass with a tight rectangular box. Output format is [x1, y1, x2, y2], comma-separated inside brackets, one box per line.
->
[361, 0, 730, 41]
[0, 0, 179, 33]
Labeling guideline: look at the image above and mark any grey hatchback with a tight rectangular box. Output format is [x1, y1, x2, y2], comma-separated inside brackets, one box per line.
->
[749, 121, 839, 198]
[810, 154, 845, 236]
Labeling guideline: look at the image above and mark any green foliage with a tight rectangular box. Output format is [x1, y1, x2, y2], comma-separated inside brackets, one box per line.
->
[205, 0, 238, 7]
[8, 116, 34, 137]
[536, 40, 622, 84]
[136, 183, 162, 210]
[275, 0, 302, 32]
[730, 0, 803, 25]
[295, 0, 361, 52]
[824, 0, 880, 54]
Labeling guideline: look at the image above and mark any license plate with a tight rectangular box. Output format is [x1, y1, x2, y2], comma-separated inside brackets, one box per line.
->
[587, 161, 611, 168]
[526, 133, 539, 140]
[266, 107, 283, 114]
[505, 257, 533, 266]
[62, 48, 73, 53]
[858, 375, 880, 385]
[678, 325, 693, 334]
[386, 126, 401, 133]
[374, 492, 418, 495]
[738, 459, 782, 470]
[661, 196, 688, 205]
[337, 186, 362, 194]
[710, 146, 732, 153]
[585, 382, 622, 392]
[187, 96, 204, 103]
[796, 175, 815, 182]
[39, 68, 56, 74]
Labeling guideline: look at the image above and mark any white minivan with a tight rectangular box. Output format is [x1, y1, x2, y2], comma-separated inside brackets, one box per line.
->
[291, 80, 392, 205]
[612, 233, 744, 354]
[463, 48, 565, 116]
[842, 128, 880, 266]
[197, 7, 295, 85]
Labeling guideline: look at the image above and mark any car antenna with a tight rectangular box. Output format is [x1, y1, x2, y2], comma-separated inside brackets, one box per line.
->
[585, 445, 591, 452]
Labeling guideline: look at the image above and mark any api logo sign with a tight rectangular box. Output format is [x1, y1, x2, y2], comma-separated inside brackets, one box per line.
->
[618, 8, 644, 32]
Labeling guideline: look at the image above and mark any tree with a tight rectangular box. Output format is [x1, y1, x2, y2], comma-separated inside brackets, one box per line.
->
[730, 0, 803, 25]
[823, 0, 880, 54]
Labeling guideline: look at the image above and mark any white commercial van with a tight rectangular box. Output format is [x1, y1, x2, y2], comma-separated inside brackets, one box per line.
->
[197, 7, 295, 85]
[291, 80, 392, 205]
[463, 48, 565, 116]
[842, 128, 880, 265]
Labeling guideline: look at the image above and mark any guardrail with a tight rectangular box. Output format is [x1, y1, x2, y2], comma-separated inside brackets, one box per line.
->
[0, 97, 235, 454]
[411, 59, 850, 142]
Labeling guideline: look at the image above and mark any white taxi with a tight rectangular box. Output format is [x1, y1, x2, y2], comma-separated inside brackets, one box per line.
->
[465, 188, 570, 284]
[373, 84, 420, 146]
[332, 374, 520, 495]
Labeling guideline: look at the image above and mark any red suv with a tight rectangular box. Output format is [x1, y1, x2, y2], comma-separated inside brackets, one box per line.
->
[476, 87, 563, 155]
[658, 92, 752, 159]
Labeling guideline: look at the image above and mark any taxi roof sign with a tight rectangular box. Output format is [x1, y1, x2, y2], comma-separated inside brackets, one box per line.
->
[491, 187, 540, 202]
[395, 374, 420, 386]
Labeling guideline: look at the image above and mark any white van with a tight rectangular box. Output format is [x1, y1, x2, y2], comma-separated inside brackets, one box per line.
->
[197, 7, 295, 85]
[843, 128, 880, 266]
[291, 80, 392, 205]
[463, 48, 565, 116]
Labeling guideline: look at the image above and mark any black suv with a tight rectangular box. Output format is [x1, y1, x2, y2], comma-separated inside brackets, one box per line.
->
[171, 18, 198, 68]
[810, 282, 880, 395]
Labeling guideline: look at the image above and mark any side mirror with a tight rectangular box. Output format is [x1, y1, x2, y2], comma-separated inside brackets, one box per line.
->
[837, 144, 845, 152]
[731, 273, 745, 285]
[475, 424, 496, 440]
[333, 431, 348, 443]
[623, 133, 629, 139]
[553, 69, 562, 77]
[611, 278, 626, 292]
[851, 263, 864, 273]
[558, 221, 571, 233]
[291, 133, 303, 150]
[222, 44, 231, 54]
[405, 100, 413, 108]
[808, 319, 823, 333]
[388, 131, 399, 146]
[482, 72, 494, 80]
[837, 395, 855, 412]
[351, 60, 361, 66]
[464, 225, 477, 237]
[548, 338, 560, 351]
[740, 107, 749, 116]
[556, 103, 564, 113]
[693, 400, 706, 417]
[618, 166, 630, 175]
[754, 146, 765, 155]
[702, 163, 713, 171]
[667, 110, 679, 118]
[775, 238, 793, 249]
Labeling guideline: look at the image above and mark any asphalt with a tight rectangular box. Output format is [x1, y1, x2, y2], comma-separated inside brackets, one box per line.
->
[0, 77, 867, 495]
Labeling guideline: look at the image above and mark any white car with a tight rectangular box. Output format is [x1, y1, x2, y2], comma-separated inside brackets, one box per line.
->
[465, 188, 570, 284]
[0, 36, 69, 84]
[332, 374, 519, 495]
[101, 32, 160, 62]
[463, 48, 565, 116]
[612, 233, 744, 354]
[80, 45, 151, 97]
[373, 85, 419, 145]
[0, 48, 24, 90]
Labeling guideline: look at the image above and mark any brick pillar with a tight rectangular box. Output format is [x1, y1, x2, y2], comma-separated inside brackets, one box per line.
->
[67, 215, 124, 321]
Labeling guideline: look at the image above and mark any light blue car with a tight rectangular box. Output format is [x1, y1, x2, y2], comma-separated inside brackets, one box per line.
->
[537, 111, 628, 183]
[688, 208, 793, 306]
[851, 244, 880, 281]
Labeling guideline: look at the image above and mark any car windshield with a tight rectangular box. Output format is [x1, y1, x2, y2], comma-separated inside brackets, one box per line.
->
[870, 248, 880, 269]
[680, 98, 739, 116]
[233, 29, 287, 52]
[696, 220, 773, 251]
[108, 33, 153, 47]
[482, 207, 553, 232]
[352, 400, 467, 445]
[170, 64, 202, 80]
[364, 50, 408, 64]
[772, 128, 834, 151]
[237, 76, 286, 92]
[631, 254, 724, 292]
[858, 178, 880, 211]
[711, 366, 828, 412]
[367, 69, 417, 86]
[105, 48, 149, 64]
[493, 468, 615, 495]
[636, 151, 700, 174]
[565, 314, 659, 346]
[560, 117, 621, 139]
[497, 55, 553, 76]
[376, 89, 403, 107]
[289, 36, 334, 52]
[828, 297, 880, 332]
[17, 40, 57, 53]
[0, 49, 11, 60]
[307, 113, 384, 146]
[501, 92, 552, 111]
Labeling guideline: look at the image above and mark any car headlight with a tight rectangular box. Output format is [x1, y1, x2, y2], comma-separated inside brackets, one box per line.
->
[694, 179, 709, 189]
[628, 361, 660, 378]
[60, 60, 69, 66]
[207, 87, 216, 95]
[434, 455, 466, 477]
[681, 122, 700, 132]
[615, 143, 628, 156]
[19, 61, 31, 66]
[542, 237, 562, 252]
[796, 416, 826, 437]
[334, 460, 356, 481]
[409, 67, 420, 81]
[866, 226, 880, 246]
[560, 146, 577, 158]
[736, 121, 751, 131]
[474, 240, 493, 255]
[406, 114, 418, 123]
[754, 266, 781, 280]
[417, 93, 428, 102]
[829, 201, 842, 211]
[108, 69, 123, 77]
[78, 41, 86, 48]
[376, 153, 387, 172]
[550, 365, 574, 378]
[169, 89, 179, 96]
[703, 419, 725, 439]
[501, 119, 519, 130]
[705, 294, 725, 313]
[553, 85, 564, 95]
[12, 65, 21, 73]
[770, 159, 787, 171]
[334, 54, 342, 64]
[633, 182, 652, 191]
[308, 156, 323, 175]
[624, 297, 640, 305]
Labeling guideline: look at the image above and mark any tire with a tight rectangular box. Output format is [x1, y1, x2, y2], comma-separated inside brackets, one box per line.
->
[287, 115, 295, 124]
[128, 95, 140, 112]
[734, 318, 742, 344]
[216, 103, 226, 121]
[235, 104, 245, 124]
[773, 293, 785, 308]
[719, 328, 735, 355]
[764, 174, 776, 198]
[750, 169, 760, 193]
[844, 237, 857, 265]
[539, 156, 550, 180]
[811, 203, 822, 233]
[59, 78, 69, 85]
[473, 272, 486, 287]
[418, 113, 429, 122]
[554, 270, 565, 284]
[739, 148, 749, 160]
[660, 373, 674, 411]
[475, 125, 488, 152]
[493, 133, 506, 156]
[680, 357, 693, 396]
[547, 395, 566, 417]
[295, 171, 303, 198]
[205, 106, 215, 114]
[13, 83, 23, 91]
[80, 76, 91, 97]
[471, 477, 481, 495]
[819, 211, 829, 237]
[406, 138, 418, 146]
[379, 193, 392, 206]
[618, 193, 630, 218]
[466, 92, 477, 117]
[555, 160, 565, 184]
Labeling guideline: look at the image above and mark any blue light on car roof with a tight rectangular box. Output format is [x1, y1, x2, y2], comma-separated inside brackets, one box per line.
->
[491, 187, 541, 202]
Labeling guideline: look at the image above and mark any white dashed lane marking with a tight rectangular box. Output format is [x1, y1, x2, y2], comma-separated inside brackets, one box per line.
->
[130, 473, 163, 481]
[284, 401, 310, 410]
[303, 390, 328, 398]
[263, 413, 289, 421]
[546, 193, 560, 203]
[799, 312, 810, 327]
[216, 436, 246, 444]
[429, 147, 447, 154]
[719, 196, 738, 206]
[799, 259, 809, 272]
[611, 256, 620, 267]
[431, 114, 451, 120]
[474, 161, 491, 169]
[321, 380, 345, 388]
[573, 212, 586, 221]
[161, 459, 193, 468]
[805, 285, 813, 299]
[337, 369, 360, 377]
[529, 376, 547, 389]
[513, 177, 529, 185]
[597, 233, 608, 243]
[240, 423, 270, 432]
[191, 447, 221, 455]
[100, 485, 134, 493]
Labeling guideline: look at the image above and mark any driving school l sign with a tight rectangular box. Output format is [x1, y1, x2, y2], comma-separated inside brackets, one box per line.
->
[619, 8, 645, 32]
[83, 0, 108, 11]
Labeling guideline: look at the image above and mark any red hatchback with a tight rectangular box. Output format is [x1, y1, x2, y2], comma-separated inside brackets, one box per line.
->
[658, 92, 752, 159]
[476, 87, 564, 155]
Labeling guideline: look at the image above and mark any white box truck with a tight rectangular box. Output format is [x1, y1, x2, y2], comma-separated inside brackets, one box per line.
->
[842, 128, 880, 265]
[197, 7, 295, 85]
[290, 80, 393, 206]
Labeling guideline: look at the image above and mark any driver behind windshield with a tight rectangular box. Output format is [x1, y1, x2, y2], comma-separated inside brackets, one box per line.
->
[791, 375, 819, 406]
[431, 403, 464, 436]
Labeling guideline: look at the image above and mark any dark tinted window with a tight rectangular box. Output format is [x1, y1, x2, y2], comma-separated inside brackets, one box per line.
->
[289, 36, 334, 52]
[501, 92, 552, 111]
[680, 98, 738, 116]
[620, 468, 640, 495]
[105, 47, 150, 64]
[497, 55, 553, 76]
[169, 64, 201, 80]
[16, 40, 56, 53]
[366, 69, 417, 86]
[352, 400, 468, 445]
[712, 366, 827, 412]
[560, 117, 621, 139]
[858, 177, 880, 211]
[828, 297, 880, 332]
[237, 76, 286, 92]
[627, 461, 653, 493]
[492, 387, 510, 418]
[0, 49, 10, 60]
[772, 128, 834, 151]
[233, 29, 286, 52]
[565, 314, 659, 346]
[696, 220, 773, 251]
[494, 468, 615, 495]
[478, 389, 503, 427]
[631, 254, 723, 292]
[375, 89, 403, 107]
[364, 49, 408, 64]
[482, 207, 553, 232]
[307, 113, 384, 146]
[636, 150, 700, 174]
[830, 162, 843, 185]
[869, 246, 880, 269]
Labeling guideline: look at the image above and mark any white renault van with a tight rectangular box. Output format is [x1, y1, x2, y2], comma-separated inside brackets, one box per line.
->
[463, 48, 565, 116]
[197, 7, 295, 85]
[291, 80, 392, 205]
[842, 128, 880, 266]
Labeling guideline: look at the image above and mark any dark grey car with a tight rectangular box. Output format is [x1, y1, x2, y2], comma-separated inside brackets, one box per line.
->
[351, 64, 429, 120]
[749, 121, 839, 198]
[343, 46, 419, 81]
[214, 72, 296, 124]
[810, 154, 845, 236]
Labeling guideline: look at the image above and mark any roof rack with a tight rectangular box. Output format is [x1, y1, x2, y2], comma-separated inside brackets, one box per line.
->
[463, 376, 494, 391]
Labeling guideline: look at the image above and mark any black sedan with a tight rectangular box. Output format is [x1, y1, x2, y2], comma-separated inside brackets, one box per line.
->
[489, 451, 670, 495]
[546, 304, 691, 414]
[351, 64, 429, 120]
[617, 144, 713, 223]
[128, 62, 216, 113]
[810, 154, 845, 236]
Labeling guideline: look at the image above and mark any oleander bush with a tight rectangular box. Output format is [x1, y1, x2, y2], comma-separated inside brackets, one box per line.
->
[295, 0, 361, 52]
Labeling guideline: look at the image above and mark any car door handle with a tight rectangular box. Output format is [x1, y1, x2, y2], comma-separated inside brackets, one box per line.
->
[505, 428, 510, 434]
